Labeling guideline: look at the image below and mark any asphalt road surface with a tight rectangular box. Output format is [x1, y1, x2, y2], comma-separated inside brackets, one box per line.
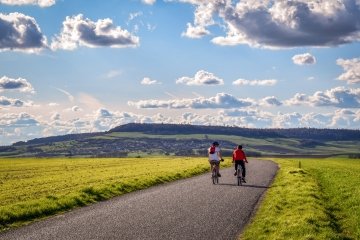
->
[1, 159, 278, 240]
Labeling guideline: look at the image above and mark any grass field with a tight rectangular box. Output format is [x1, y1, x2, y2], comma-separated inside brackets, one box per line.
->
[241, 158, 360, 240]
[1, 156, 359, 239]
[0, 157, 231, 231]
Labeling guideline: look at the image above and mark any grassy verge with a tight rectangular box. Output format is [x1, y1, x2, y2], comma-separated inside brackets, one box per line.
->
[0, 157, 231, 231]
[241, 158, 360, 240]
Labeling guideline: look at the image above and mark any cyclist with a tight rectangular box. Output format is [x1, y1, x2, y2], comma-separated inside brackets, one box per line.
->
[208, 141, 223, 177]
[232, 145, 248, 182]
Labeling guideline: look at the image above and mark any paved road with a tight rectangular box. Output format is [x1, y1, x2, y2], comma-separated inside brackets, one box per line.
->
[1, 159, 278, 240]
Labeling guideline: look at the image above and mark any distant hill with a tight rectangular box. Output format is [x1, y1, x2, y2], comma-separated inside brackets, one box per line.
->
[1, 123, 359, 158]
[109, 123, 360, 141]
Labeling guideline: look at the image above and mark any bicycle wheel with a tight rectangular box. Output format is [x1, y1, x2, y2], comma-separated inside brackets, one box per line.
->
[237, 165, 242, 186]
[212, 166, 217, 184]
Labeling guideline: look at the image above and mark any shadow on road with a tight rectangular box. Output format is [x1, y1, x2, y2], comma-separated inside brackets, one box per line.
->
[216, 183, 269, 189]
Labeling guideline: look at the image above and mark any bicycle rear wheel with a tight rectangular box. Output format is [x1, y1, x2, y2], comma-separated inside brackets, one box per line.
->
[237, 165, 242, 186]
[212, 166, 218, 184]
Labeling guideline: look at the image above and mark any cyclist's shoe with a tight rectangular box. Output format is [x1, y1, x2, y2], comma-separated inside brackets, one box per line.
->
[242, 177, 246, 183]
[234, 171, 237, 176]
[217, 173, 222, 177]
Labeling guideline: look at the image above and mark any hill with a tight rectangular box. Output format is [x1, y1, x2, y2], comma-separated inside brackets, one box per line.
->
[0, 123, 359, 158]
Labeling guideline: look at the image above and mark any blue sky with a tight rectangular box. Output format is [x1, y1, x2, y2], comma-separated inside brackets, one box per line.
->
[0, 0, 360, 145]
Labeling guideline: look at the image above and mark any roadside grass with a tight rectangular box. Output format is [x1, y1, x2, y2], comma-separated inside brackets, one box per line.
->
[0, 157, 231, 231]
[241, 158, 360, 240]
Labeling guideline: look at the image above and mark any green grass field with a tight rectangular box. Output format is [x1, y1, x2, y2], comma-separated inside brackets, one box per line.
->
[1, 157, 359, 239]
[241, 158, 360, 240]
[0, 157, 231, 231]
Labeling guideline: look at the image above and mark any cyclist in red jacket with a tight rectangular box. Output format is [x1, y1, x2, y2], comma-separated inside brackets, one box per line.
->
[232, 145, 248, 182]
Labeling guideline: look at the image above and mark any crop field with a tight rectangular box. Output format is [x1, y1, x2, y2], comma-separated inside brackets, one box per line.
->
[241, 158, 360, 240]
[0, 157, 231, 231]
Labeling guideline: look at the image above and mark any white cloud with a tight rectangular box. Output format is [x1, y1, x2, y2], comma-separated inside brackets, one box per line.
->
[142, 0, 156, 5]
[0, 112, 39, 127]
[71, 106, 81, 112]
[141, 77, 161, 85]
[51, 14, 140, 50]
[330, 109, 359, 128]
[0, 76, 35, 93]
[48, 103, 59, 107]
[337, 58, 360, 84]
[273, 112, 303, 128]
[259, 96, 283, 106]
[95, 108, 113, 118]
[176, 70, 224, 86]
[285, 87, 360, 108]
[128, 92, 254, 109]
[51, 112, 60, 121]
[0, 96, 27, 107]
[180, 0, 360, 48]
[128, 12, 143, 22]
[232, 79, 277, 86]
[0, 12, 47, 53]
[0, 0, 56, 7]
[292, 53, 316, 65]
[182, 23, 210, 38]
[56, 88, 74, 102]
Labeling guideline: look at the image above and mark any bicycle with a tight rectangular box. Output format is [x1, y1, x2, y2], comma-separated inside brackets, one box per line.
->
[235, 162, 243, 186]
[210, 159, 224, 185]
[211, 162, 219, 184]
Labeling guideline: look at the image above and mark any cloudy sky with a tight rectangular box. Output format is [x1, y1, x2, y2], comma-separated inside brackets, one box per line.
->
[1, 0, 360, 145]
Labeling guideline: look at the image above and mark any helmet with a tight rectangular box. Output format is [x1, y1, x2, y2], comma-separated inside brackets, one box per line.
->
[213, 141, 219, 146]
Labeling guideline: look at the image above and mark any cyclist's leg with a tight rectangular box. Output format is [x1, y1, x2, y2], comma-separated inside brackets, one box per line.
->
[234, 160, 239, 175]
[215, 161, 220, 176]
[240, 161, 246, 178]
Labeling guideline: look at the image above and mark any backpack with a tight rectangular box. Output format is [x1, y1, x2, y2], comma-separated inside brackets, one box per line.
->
[209, 145, 216, 154]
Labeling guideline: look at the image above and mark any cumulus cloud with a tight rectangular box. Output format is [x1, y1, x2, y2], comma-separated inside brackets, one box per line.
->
[0, 0, 56, 7]
[180, 0, 360, 48]
[128, 92, 254, 109]
[176, 70, 224, 86]
[330, 109, 358, 128]
[182, 23, 210, 38]
[0, 96, 27, 107]
[259, 96, 283, 106]
[292, 53, 316, 65]
[96, 108, 112, 118]
[141, 77, 161, 85]
[337, 58, 360, 84]
[0, 76, 35, 93]
[0, 112, 39, 127]
[71, 106, 81, 112]
[51, 14, 140, 50]
[285, 87, 360, 108]
[51, 112, 60, 121]
[272, 112, 303, 128]
[182, 2, 215, 38]
[0, 12, 47, 53]
[232, 79, 277, 86]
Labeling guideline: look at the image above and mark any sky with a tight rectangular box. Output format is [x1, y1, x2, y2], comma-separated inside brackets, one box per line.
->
[0, 0, 360, 145]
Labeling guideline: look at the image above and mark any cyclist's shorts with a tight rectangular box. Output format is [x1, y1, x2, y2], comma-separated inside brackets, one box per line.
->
[209, 160, 220, 165]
